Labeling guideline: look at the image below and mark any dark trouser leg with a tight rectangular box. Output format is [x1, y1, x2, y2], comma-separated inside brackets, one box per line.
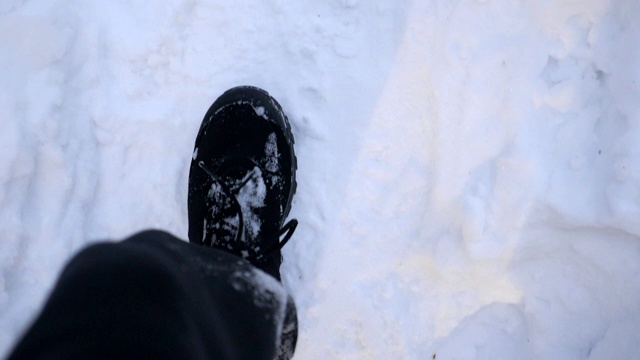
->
[8, 230, 297, 360]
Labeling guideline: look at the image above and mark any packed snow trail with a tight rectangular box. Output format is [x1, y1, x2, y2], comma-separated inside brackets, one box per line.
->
[1, 1, 640, 359]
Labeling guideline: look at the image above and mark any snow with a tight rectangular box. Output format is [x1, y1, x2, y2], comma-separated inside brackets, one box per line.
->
[265, 132, 281, 173]
[236, 167, 267, 241]
[1, 0, 640, 359]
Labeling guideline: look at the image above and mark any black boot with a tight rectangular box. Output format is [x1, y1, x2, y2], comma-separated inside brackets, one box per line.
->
[188, 86, 298, 281]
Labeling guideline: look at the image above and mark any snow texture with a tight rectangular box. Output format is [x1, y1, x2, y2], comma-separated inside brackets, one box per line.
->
[1, 0, 640, 359]
[235, 167, 267, 241]
[265, 132, 281, 173]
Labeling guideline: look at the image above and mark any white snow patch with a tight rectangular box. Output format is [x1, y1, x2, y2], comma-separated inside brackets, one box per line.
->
[236, 167, 266, 241]
[264, 132, 280, 173]
[2, 0, 640, 359]
[254, 105, 266, 118]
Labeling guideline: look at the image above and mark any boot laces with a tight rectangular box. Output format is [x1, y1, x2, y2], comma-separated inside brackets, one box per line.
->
[198, 161, 297, 262]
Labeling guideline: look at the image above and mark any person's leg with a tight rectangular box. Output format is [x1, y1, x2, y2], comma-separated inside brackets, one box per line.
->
[8, 230, 297, 360]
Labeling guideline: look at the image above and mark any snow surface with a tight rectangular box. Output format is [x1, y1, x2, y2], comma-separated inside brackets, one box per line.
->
[1, 0, 640, 359]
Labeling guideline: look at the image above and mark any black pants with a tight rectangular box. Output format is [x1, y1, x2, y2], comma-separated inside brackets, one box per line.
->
[7, 230, 297, 360]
